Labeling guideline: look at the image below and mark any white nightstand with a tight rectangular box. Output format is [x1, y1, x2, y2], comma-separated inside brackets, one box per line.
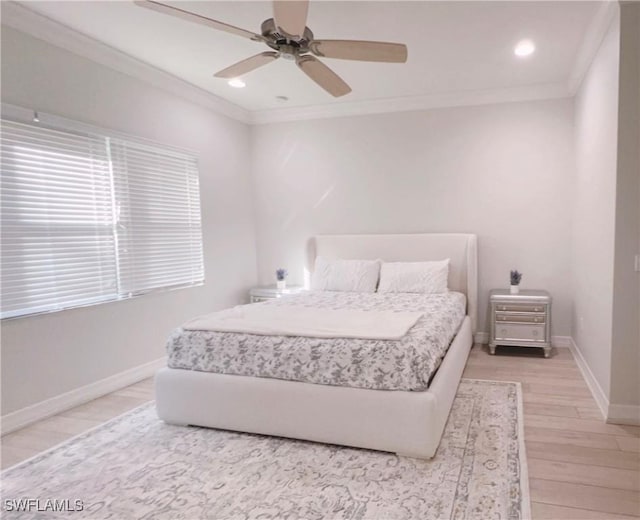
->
[489, 289, 552, 357]
[249, 285, 306, 303]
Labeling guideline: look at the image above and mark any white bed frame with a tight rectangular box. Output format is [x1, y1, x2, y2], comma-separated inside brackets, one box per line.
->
[156, 233, 477, 459]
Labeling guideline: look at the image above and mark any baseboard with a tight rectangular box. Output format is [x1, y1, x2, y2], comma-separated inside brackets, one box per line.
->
[607, 403, 640, 425]
[567, 338, 608, 420]
[474, 332, 489, 344]
[0, 357, 165, 436]
[474, 332, 571, 348]
[551, 336, 572, 348]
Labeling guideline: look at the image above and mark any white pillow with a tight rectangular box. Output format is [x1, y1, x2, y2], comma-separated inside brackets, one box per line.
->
[378, 259, 450, 294]
[311, 257, 381, 293]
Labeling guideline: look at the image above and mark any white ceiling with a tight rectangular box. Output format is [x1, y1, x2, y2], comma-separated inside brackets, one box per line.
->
[10, 1, 602, 114]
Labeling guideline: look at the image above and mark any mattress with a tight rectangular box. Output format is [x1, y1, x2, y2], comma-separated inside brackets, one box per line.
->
[166, 291, 466, 391]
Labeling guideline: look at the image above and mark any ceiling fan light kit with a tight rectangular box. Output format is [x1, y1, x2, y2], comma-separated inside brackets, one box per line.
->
[135, 0, 408, 97]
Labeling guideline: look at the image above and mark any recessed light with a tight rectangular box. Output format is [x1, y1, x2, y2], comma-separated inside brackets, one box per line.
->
[514, 39, 535, 57]
[228, 78, 246, 88]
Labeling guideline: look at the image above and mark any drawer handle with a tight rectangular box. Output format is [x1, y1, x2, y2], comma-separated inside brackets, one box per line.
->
[535, 317, 541, 323]
[535, 307, 542, 312]
[532, 330, 539, 336]
[501, 329, 507, 335]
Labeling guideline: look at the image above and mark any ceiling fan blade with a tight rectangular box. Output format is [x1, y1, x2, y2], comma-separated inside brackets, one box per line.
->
[310, 40, 408, 63]
[214, 52, 279, 78]
[134, 1, 264, 41]
[273, 0, 309, 39]
[296, 55, 351, 97]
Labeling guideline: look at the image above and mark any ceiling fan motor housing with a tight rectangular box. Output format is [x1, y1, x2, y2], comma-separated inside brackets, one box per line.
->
[261, 18, 314, 58]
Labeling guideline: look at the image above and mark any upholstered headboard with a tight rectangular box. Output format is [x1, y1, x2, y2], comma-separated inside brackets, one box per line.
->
[308, 233, 478, 332]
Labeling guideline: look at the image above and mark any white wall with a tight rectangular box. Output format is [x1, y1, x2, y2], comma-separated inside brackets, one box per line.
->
[250, 98, 575, 336]
[610, 2, 640, 413]
[571, 12, 620, 403]
[0, 27, 257, 414]
[2, 8, 635, 425]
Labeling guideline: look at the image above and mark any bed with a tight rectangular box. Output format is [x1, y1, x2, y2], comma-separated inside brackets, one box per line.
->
[156, 233, 477, 459]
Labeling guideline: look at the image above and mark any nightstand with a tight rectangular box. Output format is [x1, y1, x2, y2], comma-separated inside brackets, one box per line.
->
[249, 285, 306, 303]
[489, 289, 552, 357]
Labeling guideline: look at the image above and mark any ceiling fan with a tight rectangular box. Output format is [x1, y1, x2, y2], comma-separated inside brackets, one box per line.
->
[134, 0, 408, 97]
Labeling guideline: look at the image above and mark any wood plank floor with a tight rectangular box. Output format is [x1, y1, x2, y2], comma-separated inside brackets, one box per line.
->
[2, 346, 639, 519]
[1, 379, 154, 469]
[464, 345, 640, 520]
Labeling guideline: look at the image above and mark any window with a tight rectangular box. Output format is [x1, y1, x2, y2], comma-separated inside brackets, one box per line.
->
[1, 109, 204, 319]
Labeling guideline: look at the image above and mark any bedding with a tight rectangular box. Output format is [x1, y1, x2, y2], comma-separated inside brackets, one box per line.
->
[378, 259, 450, 294]
[167, 291, 466, 391]
[310, 257, 381, 292]
[183, 305, 423, 340]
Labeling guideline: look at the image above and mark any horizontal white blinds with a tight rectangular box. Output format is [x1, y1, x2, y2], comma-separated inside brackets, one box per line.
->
[1, 120, 118, 318]
[110, 139, 204, 295]
[1, 116, 204, 319]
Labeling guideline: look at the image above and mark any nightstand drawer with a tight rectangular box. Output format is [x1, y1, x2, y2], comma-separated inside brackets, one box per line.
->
[495, 303, 546, 313]
[495, 323, 546, 342]
[495, 313, 545, 324]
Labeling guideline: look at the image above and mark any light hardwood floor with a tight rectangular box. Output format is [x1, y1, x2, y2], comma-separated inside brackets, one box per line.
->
[1, 379, 154, 469]
[2, 346, 639, 519]
[464, 346, 640, 520]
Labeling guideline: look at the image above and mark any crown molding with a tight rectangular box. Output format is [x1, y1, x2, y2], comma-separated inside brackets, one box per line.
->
[567, 0, 619, 95]
[248, 82, 570, 125]
[1, 1, 251, 124]
[2, 1, 582, 127]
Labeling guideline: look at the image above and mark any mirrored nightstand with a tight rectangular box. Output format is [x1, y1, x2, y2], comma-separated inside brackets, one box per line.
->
[489, 289, 552, 357]
[249, 285, 306, 303]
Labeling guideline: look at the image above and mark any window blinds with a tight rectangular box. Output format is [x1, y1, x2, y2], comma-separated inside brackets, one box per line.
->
[110, 138, 204, 296]
[0, 117, 204, 319]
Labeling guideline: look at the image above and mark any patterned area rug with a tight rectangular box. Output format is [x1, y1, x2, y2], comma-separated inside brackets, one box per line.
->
[1, 379, 530, 519]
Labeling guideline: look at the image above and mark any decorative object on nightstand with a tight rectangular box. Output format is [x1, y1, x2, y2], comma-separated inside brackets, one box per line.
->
[510, 270, 522, 294]
[276, 268, 288, 290]
[489, 289, 552, 357]
[250, 284, 305, 303]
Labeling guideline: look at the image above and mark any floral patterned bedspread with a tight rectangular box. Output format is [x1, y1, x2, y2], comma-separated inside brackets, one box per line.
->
[166, 291, 466, 391]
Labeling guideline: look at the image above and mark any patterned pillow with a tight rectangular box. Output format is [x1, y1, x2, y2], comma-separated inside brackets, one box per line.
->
[311, 257, 381, 293]
[378, 260, 450, 294]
